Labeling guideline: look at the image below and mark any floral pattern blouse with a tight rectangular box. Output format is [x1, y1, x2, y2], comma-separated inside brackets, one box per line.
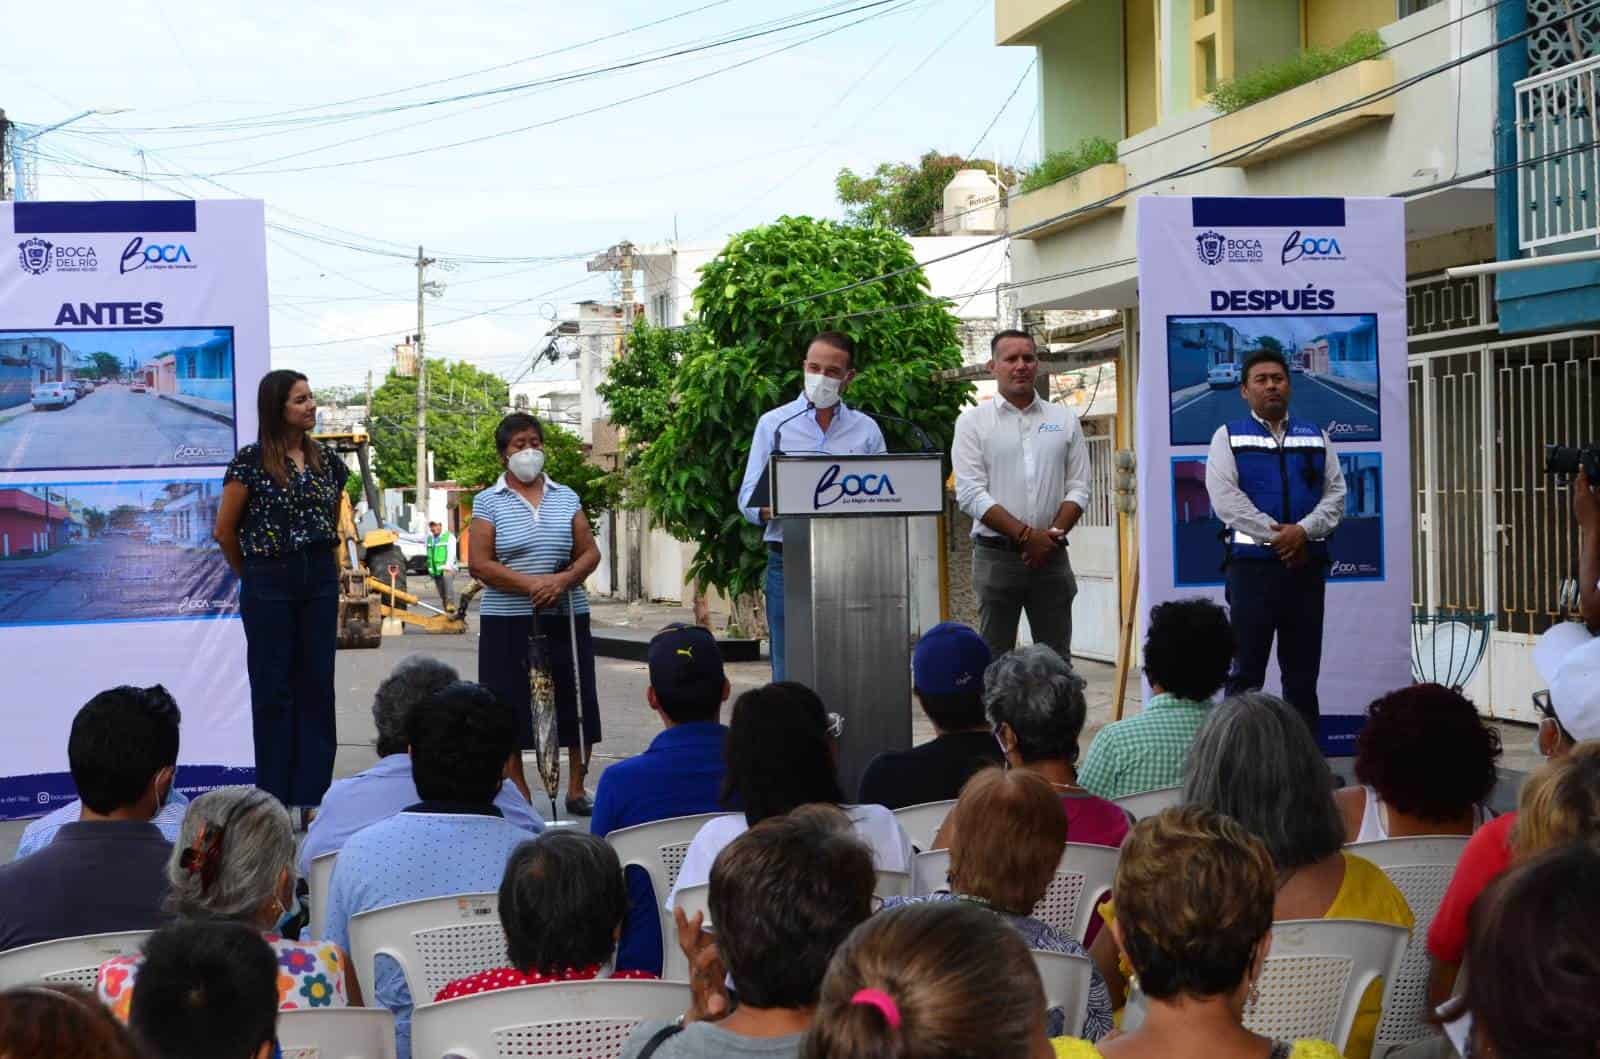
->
[98, 933, 351, 1019]
[224, 442, 349, 559]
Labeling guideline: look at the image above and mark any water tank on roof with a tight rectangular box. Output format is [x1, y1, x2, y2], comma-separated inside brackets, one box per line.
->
[942, 169, 1001, 235]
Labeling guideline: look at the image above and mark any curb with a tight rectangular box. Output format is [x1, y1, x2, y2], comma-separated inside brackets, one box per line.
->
[1311, 373, 1379, 405]
[0, 404, 34, 425]
[156, 392, 235, 426]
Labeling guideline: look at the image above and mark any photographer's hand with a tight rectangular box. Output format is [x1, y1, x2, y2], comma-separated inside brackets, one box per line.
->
[1575, 470, 1600, 531]
[1578, 471, 1600, 632]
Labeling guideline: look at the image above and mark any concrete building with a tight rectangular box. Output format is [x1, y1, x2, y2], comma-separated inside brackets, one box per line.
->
[0, 336, 70, 410]
[993, 0, 1600, 719]
[509, 354, 583, 432]
[0, 488, 71, 557]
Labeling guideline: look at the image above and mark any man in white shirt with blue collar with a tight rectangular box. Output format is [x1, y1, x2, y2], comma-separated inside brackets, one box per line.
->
[738, 331, 886, 679]
[953, 329, 1091, 662]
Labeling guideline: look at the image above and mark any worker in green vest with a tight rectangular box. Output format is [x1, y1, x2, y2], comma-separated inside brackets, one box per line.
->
[426, 519, 455, 611]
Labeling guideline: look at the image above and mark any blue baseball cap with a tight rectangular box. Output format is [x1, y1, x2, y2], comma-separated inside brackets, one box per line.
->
[913, 622, 991, 696]
[647, 623, 725, 704]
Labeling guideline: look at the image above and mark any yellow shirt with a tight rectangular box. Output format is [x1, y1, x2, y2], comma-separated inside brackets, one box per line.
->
[1053, 1038, 1342, 1059]
[1097, 852, 1414, 1059]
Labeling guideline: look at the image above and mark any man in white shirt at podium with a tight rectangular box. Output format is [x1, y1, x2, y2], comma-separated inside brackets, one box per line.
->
[953, 329, 1091, 662]
[738, 331, 886, 679]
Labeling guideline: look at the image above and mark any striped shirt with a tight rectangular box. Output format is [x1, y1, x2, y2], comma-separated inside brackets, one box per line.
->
[473, 474, 589, 617]
[1077, 693, 1212, 800]
[15, 790, 190, 860]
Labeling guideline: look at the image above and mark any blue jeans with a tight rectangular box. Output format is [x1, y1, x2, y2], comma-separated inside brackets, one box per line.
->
[239, 547, 339, 808]
[765, 547, 785, 681]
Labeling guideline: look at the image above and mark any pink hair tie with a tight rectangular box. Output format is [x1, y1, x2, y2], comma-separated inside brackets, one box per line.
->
[850, 988, 901, 1029]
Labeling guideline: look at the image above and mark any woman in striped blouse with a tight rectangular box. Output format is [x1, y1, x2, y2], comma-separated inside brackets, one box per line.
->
[468, 413, 602, 812]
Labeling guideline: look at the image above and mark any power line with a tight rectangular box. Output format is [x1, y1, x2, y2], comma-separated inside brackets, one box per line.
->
[964, 57, 1035, 164]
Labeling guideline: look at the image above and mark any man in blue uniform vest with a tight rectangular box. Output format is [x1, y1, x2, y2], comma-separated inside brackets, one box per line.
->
[1204, 349, 1346, 736]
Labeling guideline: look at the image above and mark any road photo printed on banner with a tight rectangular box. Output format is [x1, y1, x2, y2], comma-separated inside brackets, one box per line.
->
[0, 201, 267, 819]
[1137, 197, 1410, 754]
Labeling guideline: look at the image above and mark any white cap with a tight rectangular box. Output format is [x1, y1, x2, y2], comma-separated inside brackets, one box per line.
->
[1532, 622, 1600, 742]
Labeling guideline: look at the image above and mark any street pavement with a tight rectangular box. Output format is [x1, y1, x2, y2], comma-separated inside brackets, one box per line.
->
[0, 533, 236, 626]
[1170, 374, 1380, 446]
[0, 383, 235, 471]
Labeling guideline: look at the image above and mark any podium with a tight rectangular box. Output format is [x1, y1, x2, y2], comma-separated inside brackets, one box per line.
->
[768, 452, 945, 793]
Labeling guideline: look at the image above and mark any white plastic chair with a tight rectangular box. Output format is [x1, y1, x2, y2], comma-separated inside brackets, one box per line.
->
[604, 812, 733, 981]
[347, 892, 504, 1004]
[308, 851, 338, 942]
[1348, 836, 1469, 1057]
[0, 930, 150, 990]
[1126, 919, 1409, 1053]
[914, 843, 1117, 942]
[1035, 844, 1121, 942]
[278, 1008, 397, 1059]
[1111, 786, 1182, 821]
[891, 799, 957, 851]
[874, 869, 912, 899]
[411, 979, 693, 1059]
[1032, 949, 1093, 1039]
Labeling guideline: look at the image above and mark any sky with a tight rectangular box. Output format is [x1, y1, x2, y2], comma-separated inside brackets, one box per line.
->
[9, 0, 1037, 390]
[7, 328, 231, 360]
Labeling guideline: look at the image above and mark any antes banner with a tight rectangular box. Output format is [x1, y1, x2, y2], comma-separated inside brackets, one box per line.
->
[0, 200, 267, 818]
[1136, 197, 1410, 755]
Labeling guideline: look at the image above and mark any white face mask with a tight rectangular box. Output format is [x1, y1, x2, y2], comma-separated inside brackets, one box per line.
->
[507, 448, 545, 484]
[804, 371, 842, 409]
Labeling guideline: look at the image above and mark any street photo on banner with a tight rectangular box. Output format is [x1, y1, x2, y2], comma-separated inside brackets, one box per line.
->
[0, 478, 236, 627]
[0, 326, 236, 471]
[1137, 197, 1410, 755]
[1166, 313, 1380, 445]
[0, 200, 266, 818]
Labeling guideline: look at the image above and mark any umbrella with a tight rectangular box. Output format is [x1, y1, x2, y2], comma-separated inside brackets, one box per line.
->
[527, 608, 562, 820]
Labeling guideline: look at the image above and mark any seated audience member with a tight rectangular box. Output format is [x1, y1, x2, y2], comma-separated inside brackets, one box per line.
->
[1061, 807, 1340, 1059]
[129, 920, 279, 1059]
[803, 900, 1054, 1059]
[857, 622, 1002, 811]
[623, 809, 878, 1059]
[324, 680, 531, 1059]
[300, 655, 541, 876]
[14, 684, 188, 859]
[97, 786, 354, 1019]
[667, 682, 912, 906]
[1426, 622, 1600, 1005]
[1456, 844, 1600, 1059]
[0, 984, 145, 1059]
[1334, 683, 1500, 844]
[435, 830, 656, 1000]
[0, 686, 178, 951]
[983, 646, 1131, 849]
[1092, 692, 1411, 1059]
[883, 767, 1112, 1040]
[1078, 600, 1232, 800]
[591, 624, 731, 974]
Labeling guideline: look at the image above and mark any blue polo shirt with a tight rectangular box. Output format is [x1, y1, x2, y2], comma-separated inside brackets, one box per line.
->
[590, 722, 728, 974]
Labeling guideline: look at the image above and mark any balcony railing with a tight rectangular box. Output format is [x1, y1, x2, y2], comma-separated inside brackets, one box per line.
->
[1516, 53, 1600, 249]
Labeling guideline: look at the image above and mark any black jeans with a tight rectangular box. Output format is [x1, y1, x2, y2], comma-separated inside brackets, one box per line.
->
[1225, 557, 1327, 737]
[239, 547, 339, 807]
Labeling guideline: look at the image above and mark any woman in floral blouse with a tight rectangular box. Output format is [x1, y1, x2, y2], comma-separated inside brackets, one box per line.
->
[97, 787, 357, 1018]
[214, 370, 348, 812]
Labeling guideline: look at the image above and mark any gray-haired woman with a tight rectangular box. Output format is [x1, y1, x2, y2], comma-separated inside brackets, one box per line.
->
[1087, 693, 1412, 1059]
[940, 644, 1130, 851]
[94, 786, 360, 1018]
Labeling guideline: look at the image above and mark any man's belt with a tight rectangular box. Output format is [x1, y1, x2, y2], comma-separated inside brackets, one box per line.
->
[973, 534, 1022, 552]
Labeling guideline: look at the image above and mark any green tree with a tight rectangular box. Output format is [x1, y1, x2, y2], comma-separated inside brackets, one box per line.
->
[605, 216, 969, 599]
[835, 150, 1016, 234]
[82, 507, 107, 536]
[89, 352, 121, 380]
[455, 415, 618, 525]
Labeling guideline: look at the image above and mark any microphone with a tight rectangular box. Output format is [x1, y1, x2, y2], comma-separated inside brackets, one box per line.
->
[772, 402, 814, 456]
[868, 410, 938, 453]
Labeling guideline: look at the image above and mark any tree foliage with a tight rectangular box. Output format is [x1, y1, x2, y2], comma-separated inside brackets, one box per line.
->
[369, 359, 616, 522]
[604, 216, 970, 598]
[835, 150, 1016, 234]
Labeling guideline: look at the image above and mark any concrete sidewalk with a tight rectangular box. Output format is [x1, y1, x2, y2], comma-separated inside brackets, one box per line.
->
[157, 391, 235, 425]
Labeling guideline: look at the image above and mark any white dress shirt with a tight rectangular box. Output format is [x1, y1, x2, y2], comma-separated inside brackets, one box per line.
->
[952, 395, 1092, 538]
[1204, 416, 1347, 544]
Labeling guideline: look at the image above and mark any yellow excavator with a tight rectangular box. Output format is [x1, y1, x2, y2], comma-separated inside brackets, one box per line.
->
[315, 430, 479, 648]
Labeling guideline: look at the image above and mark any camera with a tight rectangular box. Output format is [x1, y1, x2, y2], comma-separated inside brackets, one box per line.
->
[1544, 444, 1600, 480]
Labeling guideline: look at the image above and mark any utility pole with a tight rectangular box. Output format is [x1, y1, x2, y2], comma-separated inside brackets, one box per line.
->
[618, 241, 644, 603]
[414, 246, 437, 528]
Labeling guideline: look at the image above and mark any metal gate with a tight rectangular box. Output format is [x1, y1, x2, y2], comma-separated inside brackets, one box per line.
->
[1409, 273, 1600, 720]
[1070, 433, 1121, 661]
